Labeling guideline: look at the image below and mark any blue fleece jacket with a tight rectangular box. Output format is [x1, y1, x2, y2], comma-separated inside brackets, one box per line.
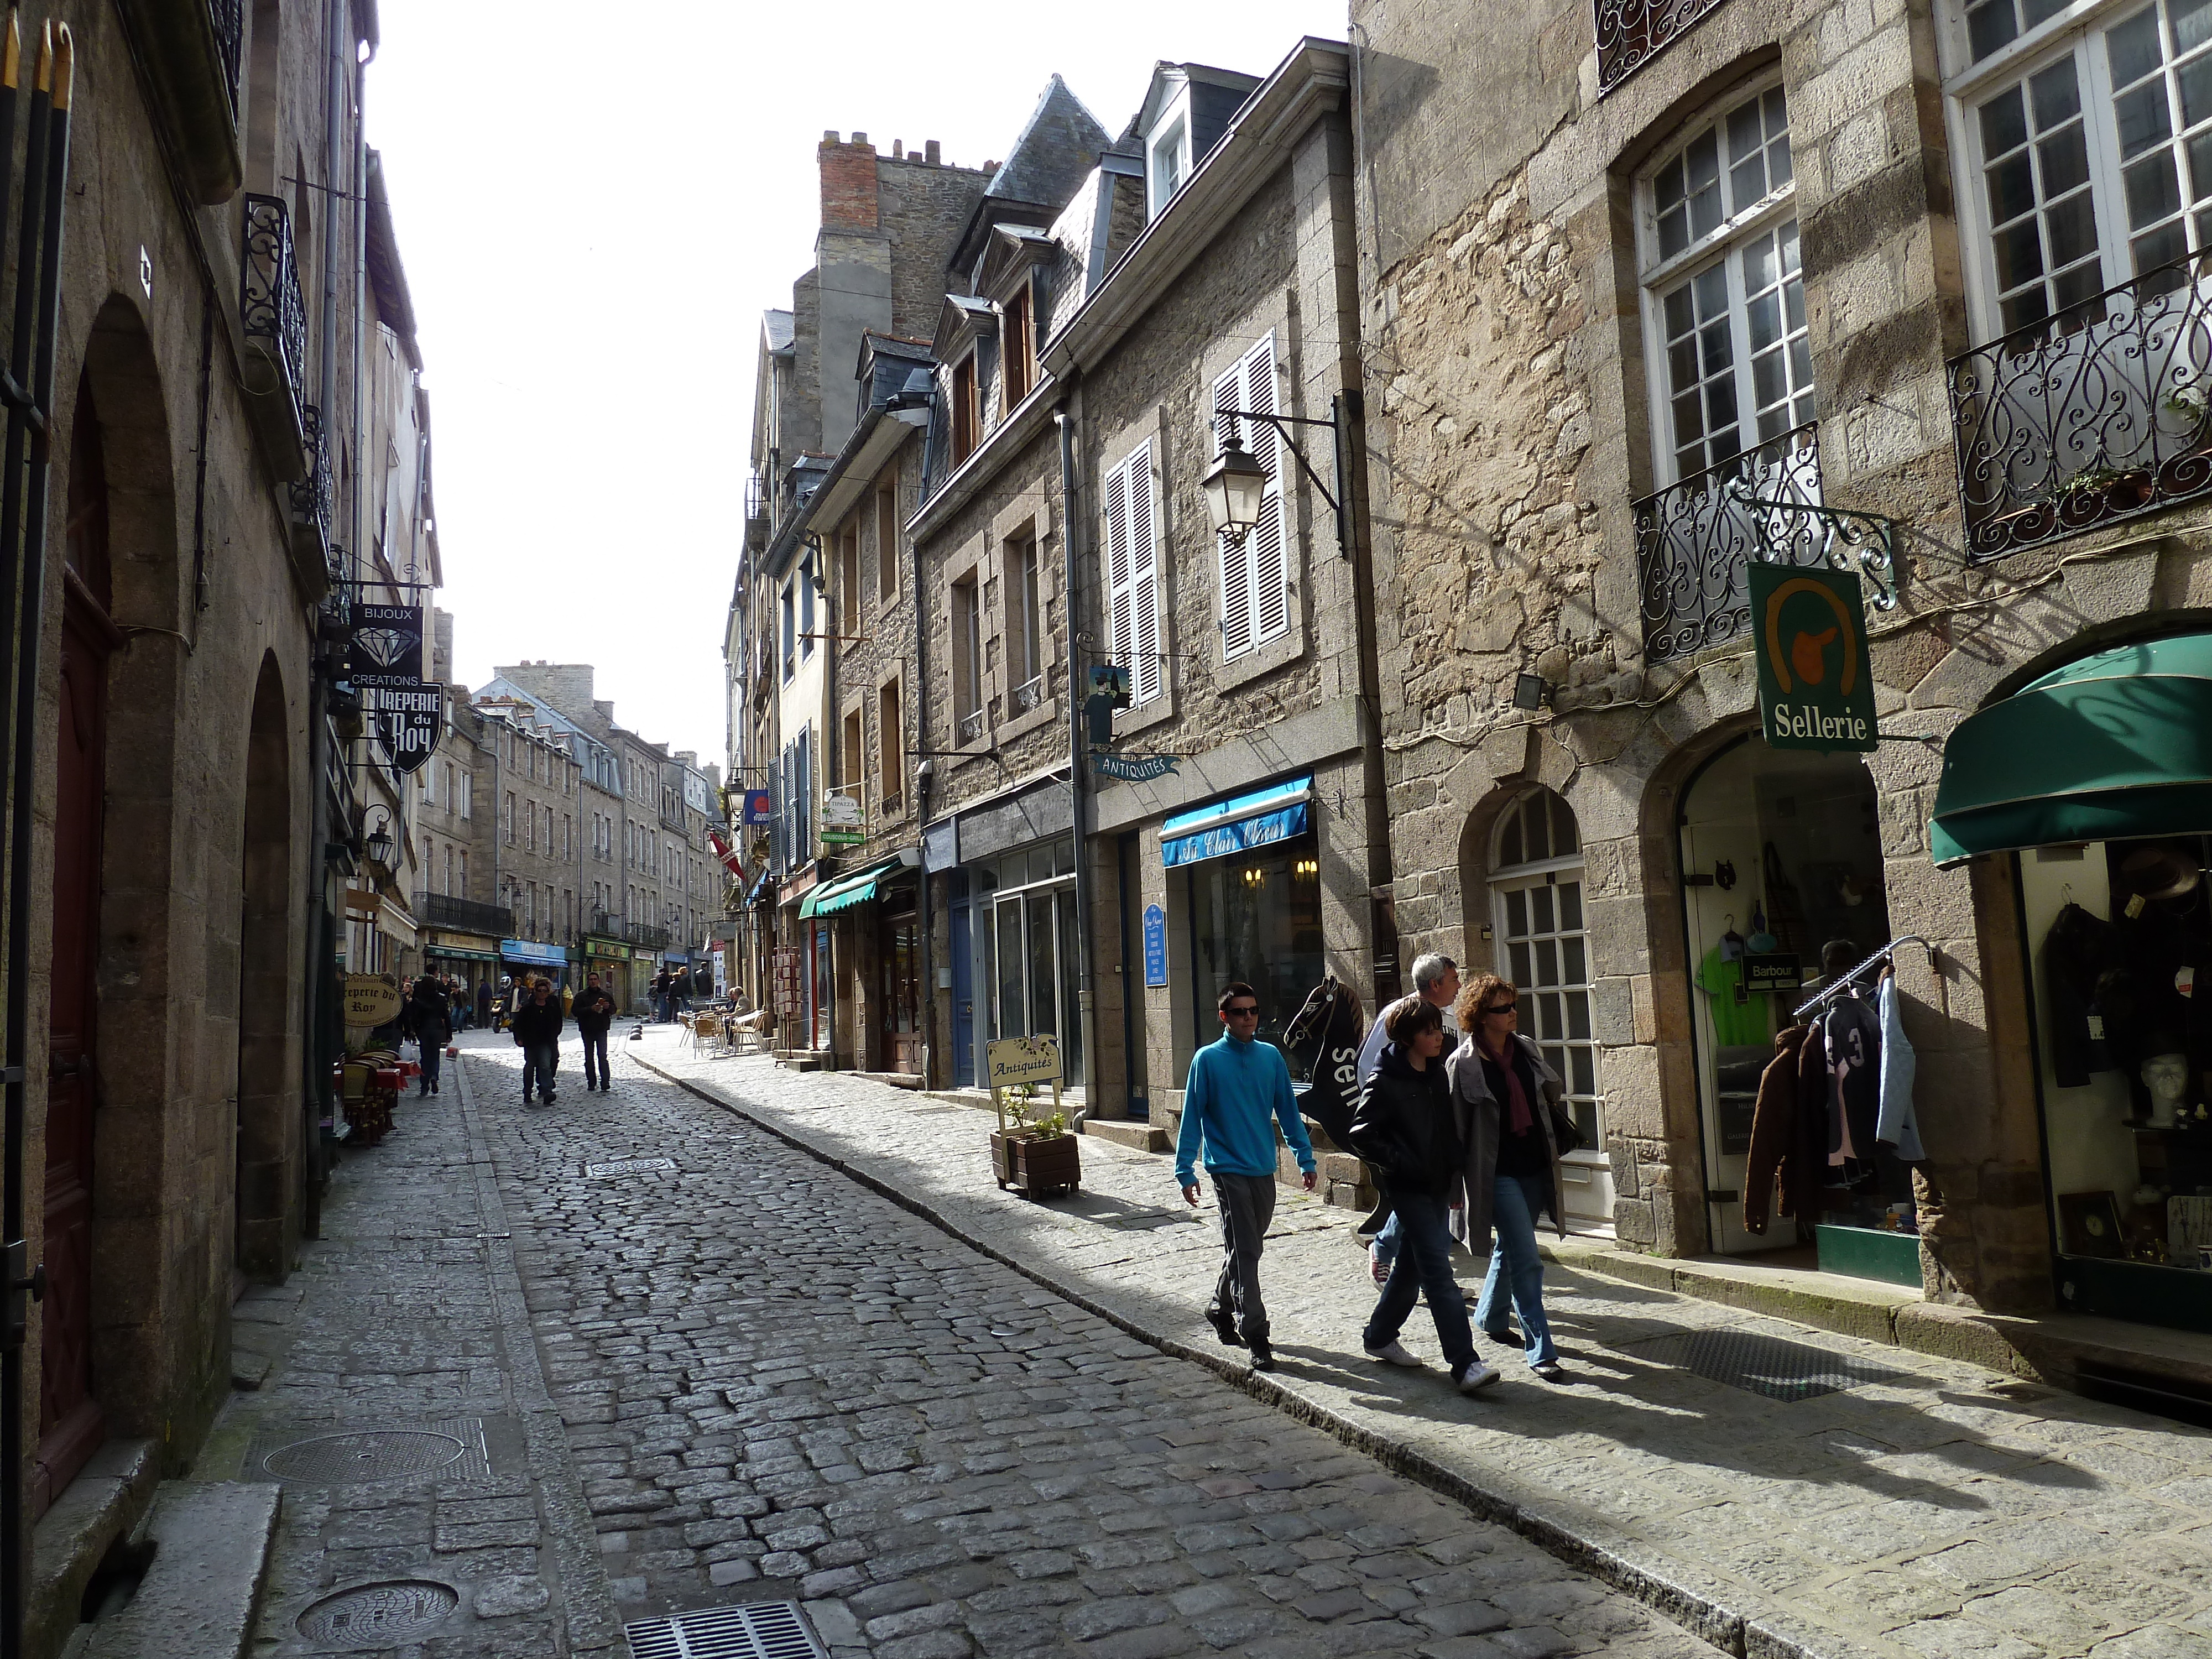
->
[1175, 1032, 1316, 1188]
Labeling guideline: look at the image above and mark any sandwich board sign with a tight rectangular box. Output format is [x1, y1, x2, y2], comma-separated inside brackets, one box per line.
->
[985, 1034, 1062, 1133]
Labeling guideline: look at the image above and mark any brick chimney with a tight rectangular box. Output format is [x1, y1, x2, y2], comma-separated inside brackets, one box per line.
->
[820, 132, 880, 231]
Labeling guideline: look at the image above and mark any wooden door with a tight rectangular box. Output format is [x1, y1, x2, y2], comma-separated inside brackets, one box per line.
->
[40, 388, 116, 1510]
[881, 904, 919, 1075]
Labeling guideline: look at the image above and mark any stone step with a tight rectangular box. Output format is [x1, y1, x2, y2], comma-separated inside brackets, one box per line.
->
[1081, 1118, 1168, 1152]
[81, 1480, 280, 1659]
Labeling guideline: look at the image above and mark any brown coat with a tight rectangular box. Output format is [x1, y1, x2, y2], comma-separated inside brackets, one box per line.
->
[1743, 1025, 1811, 1235]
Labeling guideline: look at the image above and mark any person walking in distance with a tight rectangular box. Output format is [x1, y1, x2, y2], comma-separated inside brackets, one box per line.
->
[474, 977, 492, 1032]
[574, 971, 617, 1093]
[511, 975, 566, 1107]
[406, 975, 452, 1097]
[1176, 982, 1318, 1371]
[1449, 974, 1572, 1381]
[1355, 954, 1462, 1286]
[1347, 998, 1500, 1392]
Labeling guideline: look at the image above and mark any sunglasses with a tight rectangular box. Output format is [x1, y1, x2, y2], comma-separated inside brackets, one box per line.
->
[1483, 999, 1518, 1014]
[1224, 1004, 1260, 1017]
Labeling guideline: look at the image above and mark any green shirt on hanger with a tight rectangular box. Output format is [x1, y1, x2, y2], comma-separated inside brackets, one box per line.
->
[1696, 945, 1773, 1047]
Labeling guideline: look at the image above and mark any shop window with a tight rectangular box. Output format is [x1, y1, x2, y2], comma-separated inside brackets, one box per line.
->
[1186, 838, 1323, 1072]
[1490, 789, 1608, 1230]
[970, 839, 1083, 1086]
[2022, 833, 2212, 1327]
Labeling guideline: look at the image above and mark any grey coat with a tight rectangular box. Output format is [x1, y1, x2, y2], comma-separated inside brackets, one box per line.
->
[1444, 1031, 1571, 1245]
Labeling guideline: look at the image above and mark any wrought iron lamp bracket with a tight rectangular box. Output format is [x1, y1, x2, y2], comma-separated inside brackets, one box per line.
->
[1724, 482, 1901, 612]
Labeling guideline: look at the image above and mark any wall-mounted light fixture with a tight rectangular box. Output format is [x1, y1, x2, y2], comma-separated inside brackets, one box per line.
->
[1512, 673, 1551, 712]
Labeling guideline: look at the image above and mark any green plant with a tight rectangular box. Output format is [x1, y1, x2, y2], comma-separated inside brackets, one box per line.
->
[1003, 1083, 1068, 1139]
[2167, 384, 2210, 424]
[2057, 464, 2148, 499]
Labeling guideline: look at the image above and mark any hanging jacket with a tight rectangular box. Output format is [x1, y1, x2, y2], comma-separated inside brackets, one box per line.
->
[2046, 904, 2120, 1085]
[1444, 1032, 1571, 1244]
[1743, 1025, 1809, 1235]
[1875, 973, 1924, 1160]
[1820, 994, 1882, 1175]
[1345, 1044, 1462, 1197]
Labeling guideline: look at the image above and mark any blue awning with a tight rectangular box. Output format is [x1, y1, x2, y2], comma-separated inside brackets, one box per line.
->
[1161, 775, 1313, 868]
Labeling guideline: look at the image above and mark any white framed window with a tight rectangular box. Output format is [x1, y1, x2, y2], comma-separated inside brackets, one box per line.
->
[1948, 0, 2212, 341]
[1211, 332, 1290, 661]
[1103, 440, 1164, 707]
[1149, 115, 1189, 217]
[1638, 81, 1813, 488]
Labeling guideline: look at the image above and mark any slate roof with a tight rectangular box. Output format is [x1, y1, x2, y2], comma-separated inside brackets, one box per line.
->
[984, 74, 1109, 212]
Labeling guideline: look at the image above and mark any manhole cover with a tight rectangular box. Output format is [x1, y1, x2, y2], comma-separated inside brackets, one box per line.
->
[264, 1430, 465, 1483]
[1629, 1327, 1905, 1402]
[297, 1579, 458, 1644]
[626, 1600, 826, 1659]
[586, 1156, 677, 1178]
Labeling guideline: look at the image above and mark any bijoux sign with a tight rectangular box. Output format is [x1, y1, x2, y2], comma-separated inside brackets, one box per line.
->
[1747, 565, 1879, 754]
[347, 602, 442, 774]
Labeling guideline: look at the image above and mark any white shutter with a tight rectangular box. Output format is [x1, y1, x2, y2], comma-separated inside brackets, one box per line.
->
[1246, 334, 1288, 644]
[1105, 453, 1133, 685]
[1213, 363, 1251, 660]
[1128, 442, 1161, 705]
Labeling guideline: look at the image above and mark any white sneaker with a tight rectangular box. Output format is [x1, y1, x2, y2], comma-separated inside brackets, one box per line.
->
[1455, 1363, 1503, 1394]
[1363, 1340, 1424, 1368]
[1368, 1244, 1390, 1287]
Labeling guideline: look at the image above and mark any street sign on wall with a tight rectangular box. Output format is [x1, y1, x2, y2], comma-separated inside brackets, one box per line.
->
[1748, 565, 1878, 753]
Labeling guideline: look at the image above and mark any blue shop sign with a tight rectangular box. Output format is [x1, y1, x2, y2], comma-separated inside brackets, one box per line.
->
[1160, 775, 1312, 869]
[500, 938, 567, 967]
[1142, 904, 1168, 987]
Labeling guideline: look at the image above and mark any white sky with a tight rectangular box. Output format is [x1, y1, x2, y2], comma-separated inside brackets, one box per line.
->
[368, 0, 1349, 773]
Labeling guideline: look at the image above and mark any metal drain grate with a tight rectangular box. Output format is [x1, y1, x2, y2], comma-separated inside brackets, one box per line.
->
[625, 1600, 827, 1659]
[587, 1156, 677, 1178]
[296, 1579, 458, 1643]
[1628, 1327, 1905, 1402]
[252, 1416, 492, 1485]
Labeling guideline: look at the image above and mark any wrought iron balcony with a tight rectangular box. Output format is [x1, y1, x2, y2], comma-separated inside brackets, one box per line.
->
[628, 921, 672, 952]
[289, 403, 332, 560]
[415, 891, 513, 937]
[956, 708, 984, 745]
[1948, 254, 2212, 560]
[211, 0, 243, 111]
[1635, 424, 1892, 663]
[1011, 675, 1044, 714]
[1597, 0, 1727, 93]
[240, 194, 309, 447]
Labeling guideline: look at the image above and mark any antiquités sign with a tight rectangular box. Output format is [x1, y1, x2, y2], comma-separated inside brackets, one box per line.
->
[986, 1034, 1062, 1091]
[1093, 753, 1180, 782]
[347, 603, 442, 774]
[1747, 565, 1878, 754]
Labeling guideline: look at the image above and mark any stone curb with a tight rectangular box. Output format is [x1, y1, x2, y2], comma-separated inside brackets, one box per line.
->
[637, 1053, 1827, 1659]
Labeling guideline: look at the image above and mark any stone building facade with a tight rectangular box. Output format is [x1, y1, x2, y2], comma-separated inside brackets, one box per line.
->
[1352, 0, 2212, 1342]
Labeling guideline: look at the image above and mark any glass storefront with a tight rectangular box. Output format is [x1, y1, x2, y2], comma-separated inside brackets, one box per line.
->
[968, 836, 1083, 1088]
[2022, 833, 2212, 1329]
[1678, 736, 1903, 1259]
[1184, 834, 1323, 1070]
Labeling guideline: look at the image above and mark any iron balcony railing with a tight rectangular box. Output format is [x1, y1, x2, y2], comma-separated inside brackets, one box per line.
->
[211, 0, 243, 112]
[415, 891, 513, 937]
[956, 708, 984, 744]
[1948, 252, 2212, 560]
[629, 921, 671, 952]
[289, 402, 332, 555]
[1636, 422, 1828, 663]
[1596, 0, 1726, 92]
[1011, 674, 1044, 713]
[241, 194, 307, 427]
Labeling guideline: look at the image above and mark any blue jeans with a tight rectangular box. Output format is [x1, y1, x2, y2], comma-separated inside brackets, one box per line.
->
[417, 1044, 442, 1092]
[1372, 1207, 1402, 1264]
[1361, 1192, 1476, 1378]
[1474, 1171, 1558, 1365]
[522, 1043, 559, 1100]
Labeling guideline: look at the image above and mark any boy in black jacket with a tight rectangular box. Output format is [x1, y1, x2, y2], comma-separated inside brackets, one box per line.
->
[510, 977, 566, 1106]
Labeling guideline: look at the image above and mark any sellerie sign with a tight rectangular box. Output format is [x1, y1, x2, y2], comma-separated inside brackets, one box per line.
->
[1747, 565, 1879, 754]
[348, 603, 442, 774]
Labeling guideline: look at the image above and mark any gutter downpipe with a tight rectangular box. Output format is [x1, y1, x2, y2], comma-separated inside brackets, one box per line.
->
[909, 450, 933, 1087]
[1055, 395, 1097, 1112]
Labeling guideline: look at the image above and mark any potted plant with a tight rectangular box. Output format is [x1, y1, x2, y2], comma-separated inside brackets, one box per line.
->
[991, 1082, 1082, 1198]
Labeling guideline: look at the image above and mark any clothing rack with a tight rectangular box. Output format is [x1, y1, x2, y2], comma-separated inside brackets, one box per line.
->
[1792, 935, 1938, 1021]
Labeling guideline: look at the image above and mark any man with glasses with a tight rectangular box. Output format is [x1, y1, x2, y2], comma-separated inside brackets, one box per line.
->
[1177, 982, 1318, 1371]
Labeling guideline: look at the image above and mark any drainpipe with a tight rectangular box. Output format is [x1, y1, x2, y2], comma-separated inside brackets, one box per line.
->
[909, 466, 935, 1087]
[1055, 398, 1097, 1112]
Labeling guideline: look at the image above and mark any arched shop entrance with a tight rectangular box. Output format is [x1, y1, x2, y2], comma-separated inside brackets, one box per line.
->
[1676, 734, 1906, 1265]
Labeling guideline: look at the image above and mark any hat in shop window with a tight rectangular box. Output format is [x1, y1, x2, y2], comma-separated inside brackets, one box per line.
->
[2118, 844, 2203, 907]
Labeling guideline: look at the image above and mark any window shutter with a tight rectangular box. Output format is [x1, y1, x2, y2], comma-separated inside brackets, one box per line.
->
[1128, 442, 1161, 705]
[1213, 363, 1251, 660]
[1246, 335, 1288, 644]
[1105, 455, 1133, 687]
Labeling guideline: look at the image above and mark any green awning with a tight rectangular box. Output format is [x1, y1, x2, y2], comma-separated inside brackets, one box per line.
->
[797, 859, 904, 919]
[1930, 633, 2212, 867]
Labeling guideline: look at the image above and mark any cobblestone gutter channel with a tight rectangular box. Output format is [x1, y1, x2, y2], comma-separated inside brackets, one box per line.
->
[634, 1039, 2212, 1659]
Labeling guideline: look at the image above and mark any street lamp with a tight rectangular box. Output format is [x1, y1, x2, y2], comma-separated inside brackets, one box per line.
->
[363, 810, 395, 869]
[1201, 439, 1270, 544]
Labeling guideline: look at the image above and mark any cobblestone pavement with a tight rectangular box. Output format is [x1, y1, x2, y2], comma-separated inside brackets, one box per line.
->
[454, 1026, 1714, 1659]
[195, 1038, 622, 1655]
[637, 1031, 2212, 1659]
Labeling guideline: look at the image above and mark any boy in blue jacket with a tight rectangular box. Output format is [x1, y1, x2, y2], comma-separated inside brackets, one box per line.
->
[1177, 982, 1317, 1369]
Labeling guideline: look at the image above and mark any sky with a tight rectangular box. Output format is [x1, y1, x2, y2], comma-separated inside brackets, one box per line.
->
[368, 0, 1350, 775]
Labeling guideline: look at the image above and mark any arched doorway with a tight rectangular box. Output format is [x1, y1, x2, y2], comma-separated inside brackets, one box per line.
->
[38, 377, 121, 1507]
[235, 655, 293, 1282]
[1486, 788, 1611, 1230]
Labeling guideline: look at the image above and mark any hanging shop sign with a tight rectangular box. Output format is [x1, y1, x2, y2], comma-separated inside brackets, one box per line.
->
[1094, 753, 1180, 782]
[1748, 565, 1879, 754]
[347, 602, 443, 774]
[741, 790, 774, 825]
[342, 973, 402, 1026]
[821, 791, 866, 846]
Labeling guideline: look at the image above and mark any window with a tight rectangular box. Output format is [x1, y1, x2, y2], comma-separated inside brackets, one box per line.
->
[781, 583, 796, 677]
[564, 815, 573, 859]
[1150, 116, 1188, 217]
[1003, 283, 1034, 406]
[420, 765, 433, 804]
[460, 772, 471, 818]
[880, 680, 903, 812]
[526, 881, 537, 932]
[444, 842, 453, 894]
[800, 552, 816, 658]
[877, 479, 900, 598]
[1003, 532, 1042, 709]
[526, 802, 536, 852]
[1104, 442, 1164, 704]
[951, 573, 984, 735]
[843, 707, 863, 791]
[951, 355, 979, 464]
[1211, 336, 1290, 660]
[1644, 84, 1808, 487]
[421, 833, 432, 877]
[504, 791, 516, 846]
[459, 848, 467, 893]
[838, 526, 860, 638]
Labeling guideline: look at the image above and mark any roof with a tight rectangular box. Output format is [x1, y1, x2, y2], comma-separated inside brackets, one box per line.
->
[985, 75, 1110, 208]
[362, 150, 420, 368]
[763, 310, 795, 354]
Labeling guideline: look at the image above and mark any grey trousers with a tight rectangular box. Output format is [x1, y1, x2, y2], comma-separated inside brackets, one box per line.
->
[1208, 1171, 1277, 1345]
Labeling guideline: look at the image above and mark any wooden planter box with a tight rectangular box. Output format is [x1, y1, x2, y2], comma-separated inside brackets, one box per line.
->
[992, 1129, 1082, 1198]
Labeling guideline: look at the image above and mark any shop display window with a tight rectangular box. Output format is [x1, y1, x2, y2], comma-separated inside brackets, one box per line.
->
[1185, 836, 1323, 1071]
[2023, 834, 2212, 1324]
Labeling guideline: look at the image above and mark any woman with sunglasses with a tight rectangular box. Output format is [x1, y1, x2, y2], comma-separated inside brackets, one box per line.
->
[1447, 973, 1570, 1381]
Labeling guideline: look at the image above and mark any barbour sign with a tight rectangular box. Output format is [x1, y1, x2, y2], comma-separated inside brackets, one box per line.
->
[1748, 564, 1878, 754]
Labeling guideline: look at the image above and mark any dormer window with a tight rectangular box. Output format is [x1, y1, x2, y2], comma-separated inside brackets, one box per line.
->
[1003, 284, 1034, 407]
[951, 354, 979, 463]
[1149, 115, 1188, 216]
